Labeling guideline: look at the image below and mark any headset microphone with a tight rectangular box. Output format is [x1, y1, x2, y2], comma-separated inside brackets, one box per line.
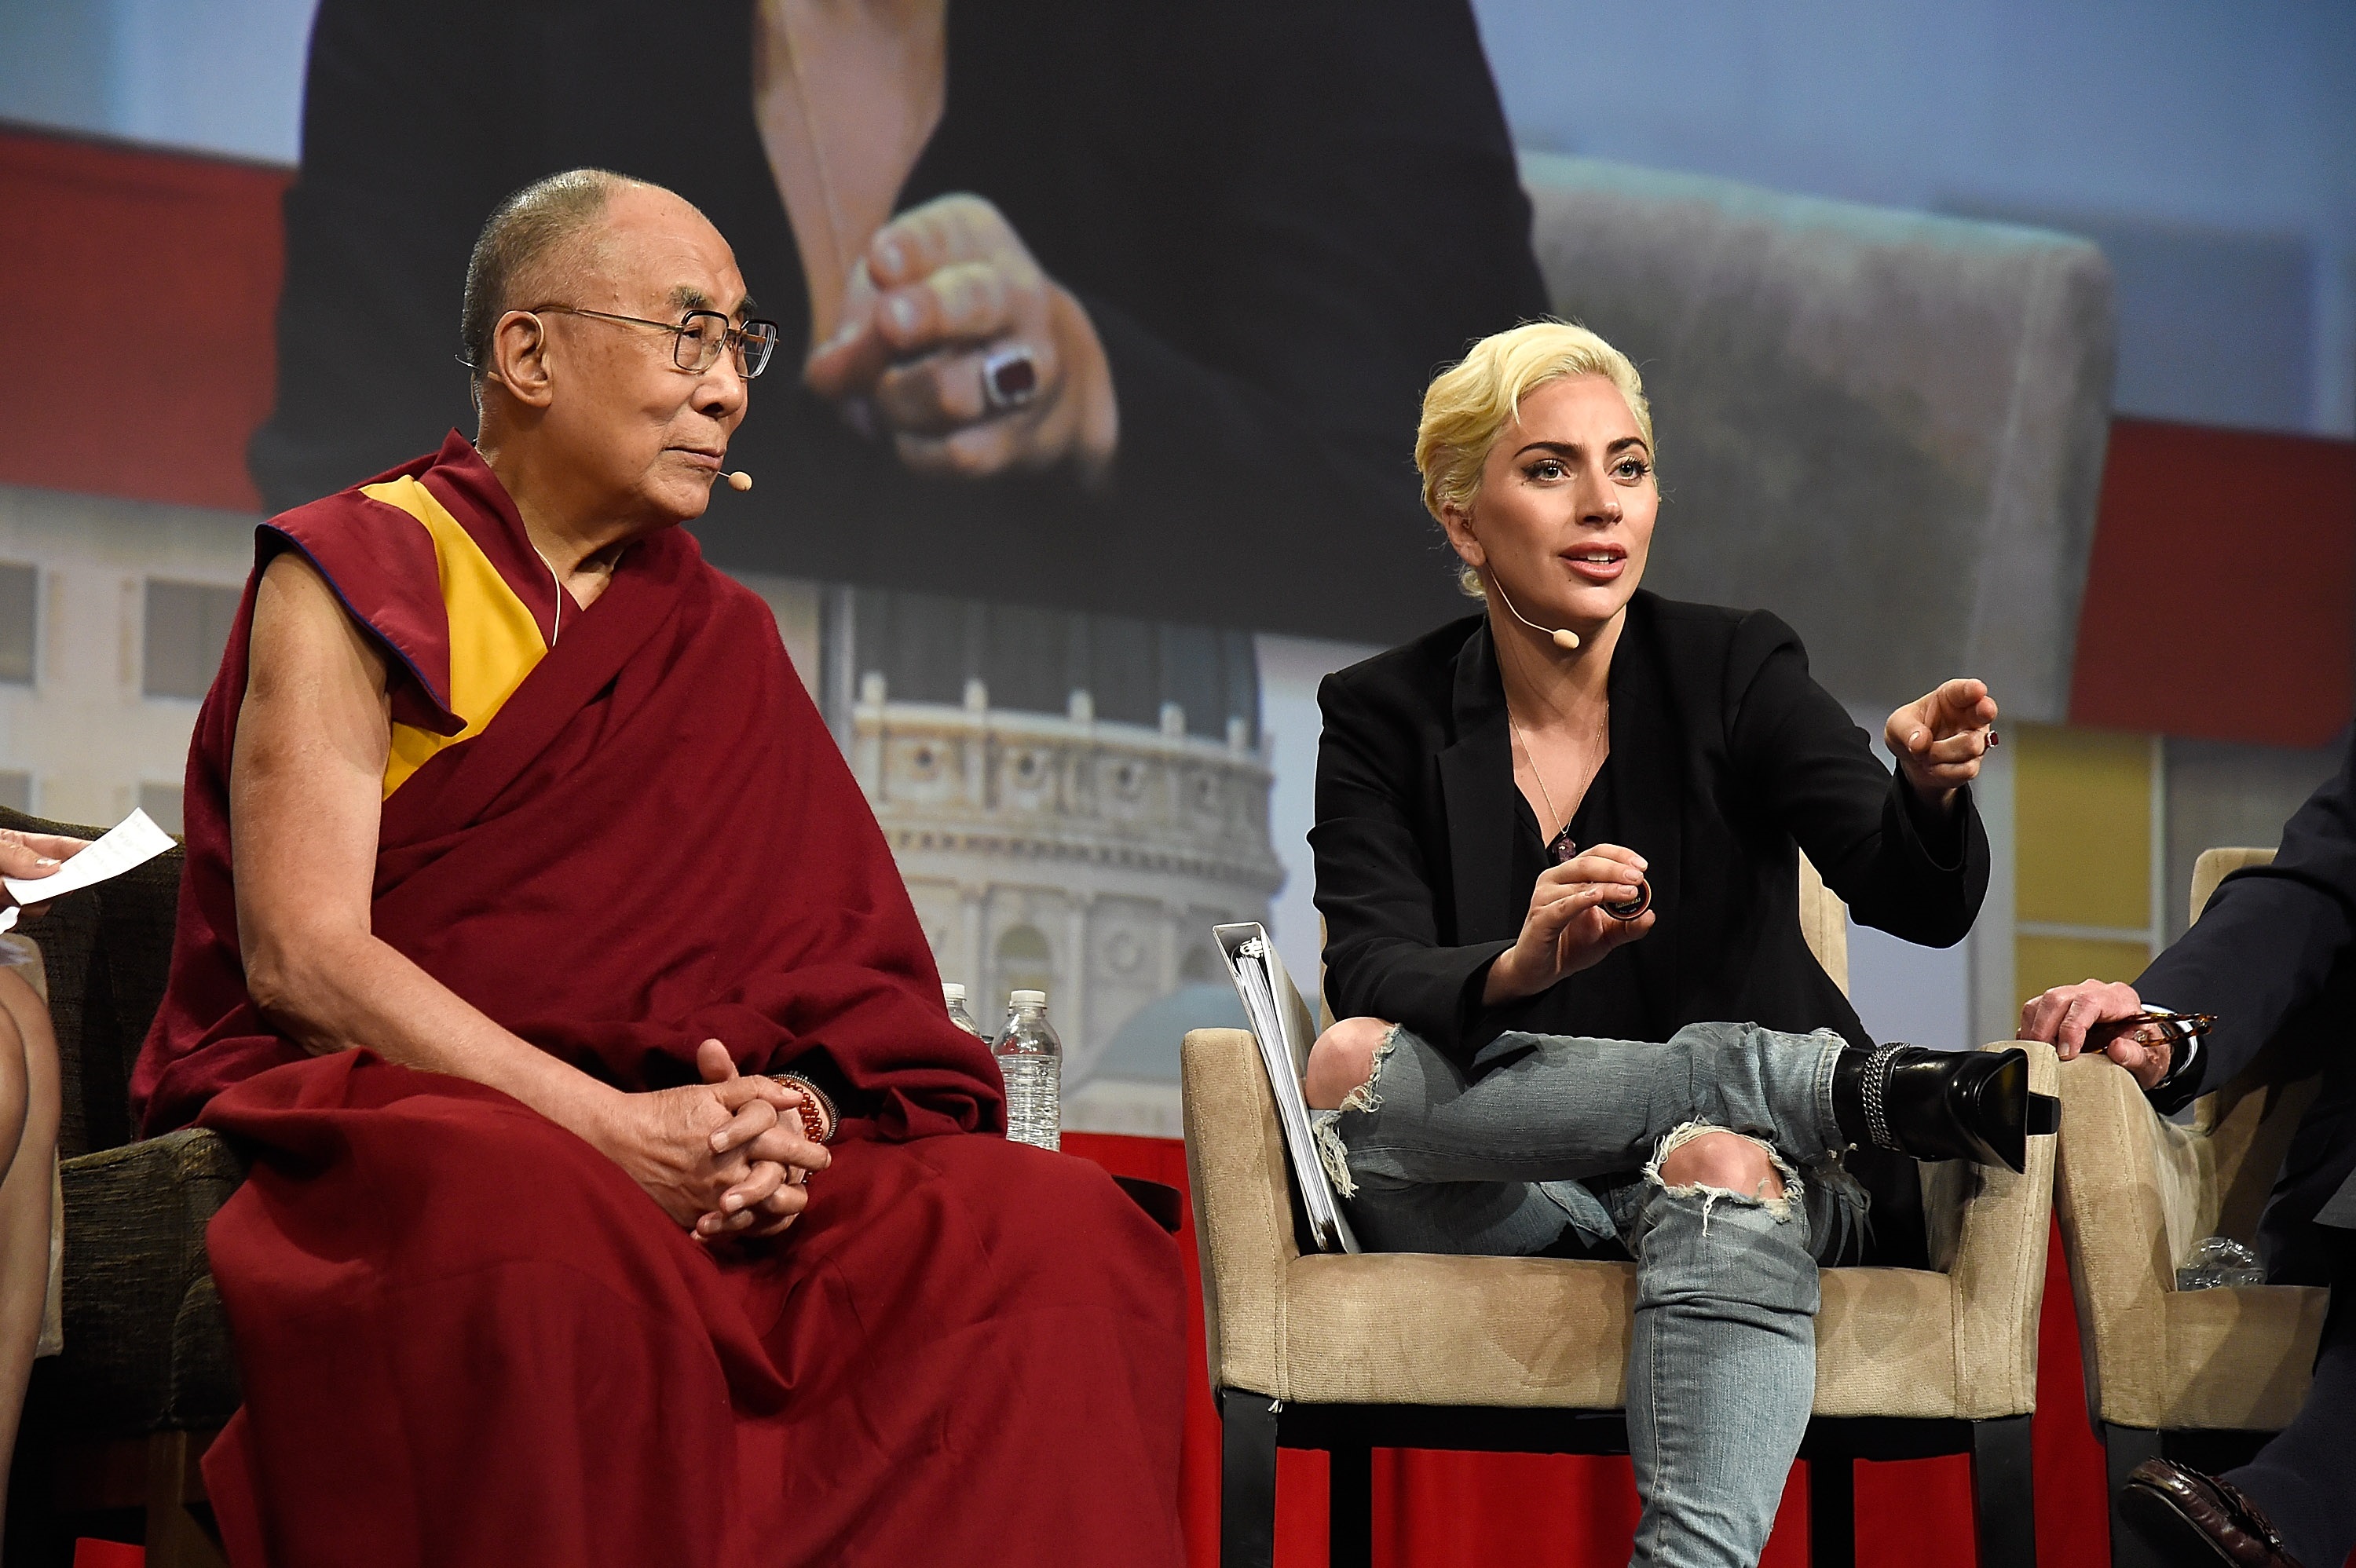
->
[725, 471, 753, 492]
[1487, 576, 1582, 652]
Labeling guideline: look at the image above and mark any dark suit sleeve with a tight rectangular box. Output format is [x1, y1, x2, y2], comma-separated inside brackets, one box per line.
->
[247, 0, 536, 511]
[1310, 671, 1510, 1055]
[1726, 612, 1989, 946]
[2138, 733, 2356, 1109]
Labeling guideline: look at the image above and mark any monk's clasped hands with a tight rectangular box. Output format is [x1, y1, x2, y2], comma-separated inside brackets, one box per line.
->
[1884, 678, 1999, 813]
[594, 1040, 829, 1243]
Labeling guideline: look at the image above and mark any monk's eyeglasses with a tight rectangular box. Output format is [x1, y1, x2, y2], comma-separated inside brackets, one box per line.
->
[529, 305, 781, 378]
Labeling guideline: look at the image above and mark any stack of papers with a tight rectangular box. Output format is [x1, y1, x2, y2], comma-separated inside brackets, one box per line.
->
[1214, 922, 1359, 1254]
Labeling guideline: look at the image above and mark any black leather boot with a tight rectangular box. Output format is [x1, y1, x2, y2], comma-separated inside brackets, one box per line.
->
[1833, 1044, 2061, 1173]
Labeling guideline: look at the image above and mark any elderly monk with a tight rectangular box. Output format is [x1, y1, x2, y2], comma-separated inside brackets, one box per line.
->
[130, 170, 1186, 1568]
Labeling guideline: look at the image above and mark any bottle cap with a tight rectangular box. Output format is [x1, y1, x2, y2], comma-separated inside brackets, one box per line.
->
[1009, 989, 1047, 1007]
[942, 982, 967, 1003]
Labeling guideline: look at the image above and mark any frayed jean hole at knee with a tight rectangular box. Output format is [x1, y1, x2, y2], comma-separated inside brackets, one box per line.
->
[1335, 1021, 1400, 1117]
[1643, 1121, 1803, 1229]
[1313, 1024, 1399, 1200]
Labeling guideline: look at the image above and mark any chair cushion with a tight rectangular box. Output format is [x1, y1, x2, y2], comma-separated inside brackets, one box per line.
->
[1275, 1252, 1974, 1420]
[1185, 1025, 2053, 1423]
[36, 1128, 246, 1435]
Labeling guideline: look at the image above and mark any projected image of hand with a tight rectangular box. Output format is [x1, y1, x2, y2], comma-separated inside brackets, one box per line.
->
[804, 194, 1118, 488]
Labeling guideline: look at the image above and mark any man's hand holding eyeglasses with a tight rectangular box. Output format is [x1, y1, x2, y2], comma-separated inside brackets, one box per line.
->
[2019, 978, 2178, 1089]
[803, 194, 1118, 488]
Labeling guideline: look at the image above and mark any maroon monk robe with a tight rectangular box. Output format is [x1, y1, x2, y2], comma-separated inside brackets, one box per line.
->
[129, 434, 1187, 1568]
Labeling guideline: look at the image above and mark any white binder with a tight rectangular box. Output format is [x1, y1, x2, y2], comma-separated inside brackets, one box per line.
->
[1212, 923, 1360, 1254]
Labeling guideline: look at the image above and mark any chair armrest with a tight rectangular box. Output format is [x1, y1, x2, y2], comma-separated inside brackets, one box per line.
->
[1919, 1040, 2058, 1417]
[2053, 1052, 2212, 1428]
[54, 1127, 248, 1433]
[1181, 1027, 1301, 1399]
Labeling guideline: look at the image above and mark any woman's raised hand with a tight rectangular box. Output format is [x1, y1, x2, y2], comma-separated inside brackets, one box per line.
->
[1483, 844, 1655, 1003]
[1885, 678, 1999, 812]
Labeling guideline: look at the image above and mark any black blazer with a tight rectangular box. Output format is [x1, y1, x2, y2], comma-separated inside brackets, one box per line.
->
[1312, 592, 1990, 1066]
[2140, 728, 2356, 1275]
[1312, 594, 1990, 1266]
[251, 0, 1548, 644]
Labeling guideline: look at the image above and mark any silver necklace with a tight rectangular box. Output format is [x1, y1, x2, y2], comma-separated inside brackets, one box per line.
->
[1506, 700, 1608, 853]
[763, 0, 858, 290]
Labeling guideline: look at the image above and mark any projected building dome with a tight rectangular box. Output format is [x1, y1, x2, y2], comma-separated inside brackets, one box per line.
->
[834, 589, 1282, 1093]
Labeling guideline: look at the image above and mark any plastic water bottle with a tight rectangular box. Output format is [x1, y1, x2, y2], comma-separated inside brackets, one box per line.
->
[942, 982, 983, 1039]
[994, 989, 1062, 1150]
[2176, 1234, 2266, 1290]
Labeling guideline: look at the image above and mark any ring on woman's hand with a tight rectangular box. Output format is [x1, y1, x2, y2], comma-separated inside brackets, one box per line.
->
[1604, 880, 1652, 921]
[980, 345, 1039, 411]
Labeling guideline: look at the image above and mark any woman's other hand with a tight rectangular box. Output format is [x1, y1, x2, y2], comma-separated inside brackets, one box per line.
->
[0, 828, 89, 920]
[1483, 844, 1655, 1003]
[803, 193, 1118, 485]
[1886, 678, 1999, 813]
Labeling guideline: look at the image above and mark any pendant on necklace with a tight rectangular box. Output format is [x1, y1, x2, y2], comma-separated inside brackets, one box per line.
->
[1549, 828, 1652, 921]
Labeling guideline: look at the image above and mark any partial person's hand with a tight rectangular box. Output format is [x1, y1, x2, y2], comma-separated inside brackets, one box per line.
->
[0, 828, 90, 920]
[589, 1041, 826, 1235]
[1483, 844, 1655, 1004]
[690, 1040, 829, 1241]
[803, 193, 1118, 485]
[1885, 678, 1999, 813]
[2019, 978, 2175, 1089]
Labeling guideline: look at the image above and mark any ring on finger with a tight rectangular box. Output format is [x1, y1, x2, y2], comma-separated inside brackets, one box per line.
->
[980, 344, 1038, 411]
[1603, 879, 1652, 922]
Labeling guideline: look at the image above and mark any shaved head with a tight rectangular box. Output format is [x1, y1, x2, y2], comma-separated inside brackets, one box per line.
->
[467, 170, 752, 539]
[461, 170, 706, 386]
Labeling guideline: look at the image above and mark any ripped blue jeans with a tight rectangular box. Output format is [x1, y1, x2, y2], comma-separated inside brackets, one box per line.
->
[1313, 1022, 1867, 1568]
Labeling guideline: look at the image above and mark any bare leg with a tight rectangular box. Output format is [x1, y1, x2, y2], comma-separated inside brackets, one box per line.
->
[1304, 1016, 1392, 1110]
[1654, 1130, 1785, 1203]
[0, 967, 60, 1559]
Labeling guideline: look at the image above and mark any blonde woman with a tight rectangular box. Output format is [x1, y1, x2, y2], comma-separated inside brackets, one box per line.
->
[1305, 322, 2044, 1568]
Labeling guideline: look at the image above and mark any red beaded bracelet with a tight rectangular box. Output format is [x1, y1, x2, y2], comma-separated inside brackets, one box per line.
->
[769, 1072, 838, 1144]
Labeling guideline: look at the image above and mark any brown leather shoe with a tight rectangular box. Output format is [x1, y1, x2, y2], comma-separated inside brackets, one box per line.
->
[2120, 1458, 2309, 1566]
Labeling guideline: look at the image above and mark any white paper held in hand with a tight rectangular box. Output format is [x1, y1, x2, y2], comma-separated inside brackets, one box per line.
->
[0, 808, 177, 932]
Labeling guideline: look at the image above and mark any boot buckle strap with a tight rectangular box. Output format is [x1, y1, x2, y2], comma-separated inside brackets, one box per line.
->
[1860, 1040, 1909, 1153]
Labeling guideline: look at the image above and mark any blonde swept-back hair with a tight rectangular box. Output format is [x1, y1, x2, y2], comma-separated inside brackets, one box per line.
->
[1415, 320, 1654, 598]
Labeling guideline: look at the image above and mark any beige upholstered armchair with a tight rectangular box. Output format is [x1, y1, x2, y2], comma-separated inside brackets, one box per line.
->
[2052, 847, 2335, 1568]
[1183, 861, 2058, 1568]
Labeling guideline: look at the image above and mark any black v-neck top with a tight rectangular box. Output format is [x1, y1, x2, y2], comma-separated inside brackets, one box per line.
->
[1504, 758, 1655, 1046]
